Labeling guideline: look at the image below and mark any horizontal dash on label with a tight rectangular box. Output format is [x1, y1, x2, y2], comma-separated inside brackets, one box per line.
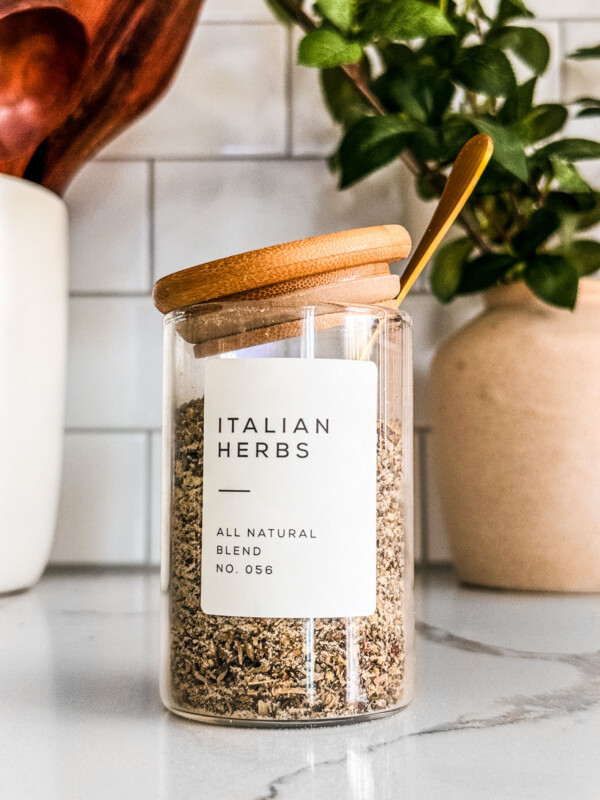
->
[218, 489, 251, 493]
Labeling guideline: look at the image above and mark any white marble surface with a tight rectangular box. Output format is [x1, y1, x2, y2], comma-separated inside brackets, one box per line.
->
[1, 567, 598, 800]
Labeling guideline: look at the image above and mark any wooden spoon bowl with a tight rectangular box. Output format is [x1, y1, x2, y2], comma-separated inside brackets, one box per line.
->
[0, 8, 88, 177]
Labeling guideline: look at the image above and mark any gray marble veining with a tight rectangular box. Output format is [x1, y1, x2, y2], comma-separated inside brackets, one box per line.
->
[1, 567, 598, 800]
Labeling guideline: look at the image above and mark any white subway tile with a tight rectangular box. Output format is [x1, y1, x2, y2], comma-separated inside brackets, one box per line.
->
[291, 29, 340, 156]
[530, 21, 561, 104]
[150, 431, 162, 566]
[66, 162, 150, 293]
[562, 22, 600, 107]
[413, 431, 424, 564]
[51, 433, 148, 564]
[402, 293, 483, 428]
[423, 432, 452, 563]
[201, 0, 274, 23]
[528, 0, 599, 18]
[101, 25, 287, 158]
[154, 159, 406, 278]
[66, 297, 163, 429]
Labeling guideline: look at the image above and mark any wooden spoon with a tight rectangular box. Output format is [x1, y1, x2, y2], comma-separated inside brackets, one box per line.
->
[360, 133, 494, 359]
[396, 133, 494, 305]
[0, 8, 88, 178]
[31, 0, 205, 194]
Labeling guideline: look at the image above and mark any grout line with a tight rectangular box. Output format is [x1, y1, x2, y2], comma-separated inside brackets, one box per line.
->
[145, 432, 154, 566]
[558, 21, 566, 101]
[198, 19, 280, 26]
[418, 430, 430, 565]
[66, 427, 161, 435]
[148, 160, 156, 289]
[534, 16, 600, 23]
[94, 154, 330, 163]
[285, 25, 294, 157]
[69, 291, 152, 299]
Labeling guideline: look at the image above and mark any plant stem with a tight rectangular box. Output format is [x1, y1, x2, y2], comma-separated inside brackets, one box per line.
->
[275, 0, 492, 254]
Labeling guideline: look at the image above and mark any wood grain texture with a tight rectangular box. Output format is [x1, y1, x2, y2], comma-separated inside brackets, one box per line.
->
[153, 225, 412, 313]
[0, 0, 204, 192]
[0, 7, 87, 178]
[192, 312, 350, 359]
[221, 262, 391, 300]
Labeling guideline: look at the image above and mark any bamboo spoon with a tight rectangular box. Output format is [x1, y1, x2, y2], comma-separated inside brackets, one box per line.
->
[360, 133, 494, 359]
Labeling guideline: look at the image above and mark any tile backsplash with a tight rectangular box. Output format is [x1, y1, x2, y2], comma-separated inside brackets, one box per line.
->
[51, 0, 599, 566]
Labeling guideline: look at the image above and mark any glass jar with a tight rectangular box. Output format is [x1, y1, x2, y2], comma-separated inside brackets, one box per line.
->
[155, 227, 415, 726]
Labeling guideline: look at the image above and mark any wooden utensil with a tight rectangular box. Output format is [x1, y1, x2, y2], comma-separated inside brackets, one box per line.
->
[360, 134, 494, 359]
[0, 7, 88, 178]
[9, 0, 205, 193]
[395, 133, 494, 306]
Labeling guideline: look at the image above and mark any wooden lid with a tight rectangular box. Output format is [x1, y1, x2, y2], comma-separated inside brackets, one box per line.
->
[153, 224, 411, 314]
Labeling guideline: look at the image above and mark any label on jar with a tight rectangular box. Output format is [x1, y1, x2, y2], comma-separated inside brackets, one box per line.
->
[200, 358, 377, 618]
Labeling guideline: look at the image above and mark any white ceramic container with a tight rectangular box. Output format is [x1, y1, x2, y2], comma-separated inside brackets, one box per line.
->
[431, 279, 600, 591]
[0, 175, 68, 593]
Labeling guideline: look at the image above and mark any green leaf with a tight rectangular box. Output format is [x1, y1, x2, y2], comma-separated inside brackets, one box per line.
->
[568, 45, 600, 60]
[337, 115, 416, 188]
[546, 191, 595, 215]
[577, 107, 600, 119]
[416, 173, 439, 201]
[438, 116, 477, 163]
[263, 0, 294, 25]
[459, 254, 519, 293]
[473, 162, 519, 194]
[471, 118, 528, 181]
[573, 96, 600, 117]
[373, 65, 454, 124]
[487, 26, 550, 75]
[500, 78, 537, 124]
[557, 240, 600, 276]
[316, 0, 355, 32]
[574, 194, 600, 231]
[320, 68, 370, 127]
[377, 43, 415, 69]
[512, 208, 560, 257]
[514, 104, 568, 144]
[524, 255, 579, 308]
[452, 45, 517, 97]
[536, 138, 600, 162]
[494, 0, 534, 26]
[550, 157, 593, 194]
[298, 29, 363, 68]
[430, 238, 474, 302]
[361, 0, 456, 40]
[575, 97, 600, 107]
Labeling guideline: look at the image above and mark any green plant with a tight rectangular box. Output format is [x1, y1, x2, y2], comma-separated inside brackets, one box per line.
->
[267, 0, 600, 308]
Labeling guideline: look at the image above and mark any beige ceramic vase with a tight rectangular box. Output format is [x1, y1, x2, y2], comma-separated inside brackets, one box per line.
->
[431, 278, 600, 591]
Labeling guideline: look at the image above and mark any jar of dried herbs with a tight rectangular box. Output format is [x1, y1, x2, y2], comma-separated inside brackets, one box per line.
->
[154, 226, 415, 726]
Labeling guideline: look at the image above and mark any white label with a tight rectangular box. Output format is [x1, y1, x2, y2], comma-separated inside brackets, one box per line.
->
[201, 358, 377, 618]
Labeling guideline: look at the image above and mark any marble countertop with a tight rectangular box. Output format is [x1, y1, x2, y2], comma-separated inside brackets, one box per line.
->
[1, 566, 598, 800]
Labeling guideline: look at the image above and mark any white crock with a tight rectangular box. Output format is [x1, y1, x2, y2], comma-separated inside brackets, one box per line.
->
[0, 175, 67, 593]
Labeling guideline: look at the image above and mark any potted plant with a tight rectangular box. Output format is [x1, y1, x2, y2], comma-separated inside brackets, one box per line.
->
[0, 0, 203, 593]
[267, 0, 600, 590]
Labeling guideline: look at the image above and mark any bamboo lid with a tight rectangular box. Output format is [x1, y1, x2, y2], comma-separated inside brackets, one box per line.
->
[153, 225, 411, 314]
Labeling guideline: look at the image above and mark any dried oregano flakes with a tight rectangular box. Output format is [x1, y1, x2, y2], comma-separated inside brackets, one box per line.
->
[167, 398, 407, 723]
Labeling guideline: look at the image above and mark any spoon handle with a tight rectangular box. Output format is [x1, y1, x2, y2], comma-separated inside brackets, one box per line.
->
[358, 134, 493, 361]
[395, 133, 494, 305]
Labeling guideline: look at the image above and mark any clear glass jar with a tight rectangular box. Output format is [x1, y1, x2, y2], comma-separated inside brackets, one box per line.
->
[159, 299, 414, 726]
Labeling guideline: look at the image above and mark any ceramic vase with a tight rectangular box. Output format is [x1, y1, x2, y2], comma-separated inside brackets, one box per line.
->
[431, 279, 600, 591]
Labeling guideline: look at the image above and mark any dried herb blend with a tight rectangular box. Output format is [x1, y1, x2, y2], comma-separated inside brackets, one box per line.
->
[167, 397, 407, 723]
